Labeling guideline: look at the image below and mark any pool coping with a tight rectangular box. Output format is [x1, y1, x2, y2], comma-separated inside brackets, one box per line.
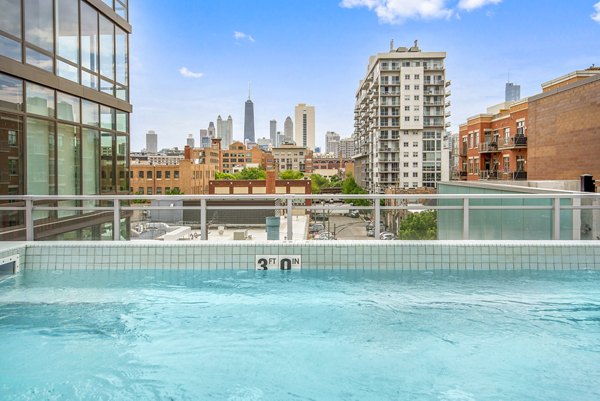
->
[1, 240, 598, 271]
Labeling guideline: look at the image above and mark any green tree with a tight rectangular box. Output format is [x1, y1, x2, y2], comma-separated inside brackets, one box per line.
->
[310, 174, 330, 194]
[236, 167, 266, 180]
[215, 172, 236, 180]
[279, 170, 304, 179]
[165, 187, 184, 195]
[341, 175, 370, 206]
[397, 210, 437, 240]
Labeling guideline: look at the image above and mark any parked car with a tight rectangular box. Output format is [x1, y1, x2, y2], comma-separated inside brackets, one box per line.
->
[313, 213, 329, 222]
[345, 209, 360, 218]
[315, 231, 336, 240]
[309, 223, 325, 233]
[367, 229, 375, 237]
[379, 232, 396, 240]
[366, 222, 386, 231]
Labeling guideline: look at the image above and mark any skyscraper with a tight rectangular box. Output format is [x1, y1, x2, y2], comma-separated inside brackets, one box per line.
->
[199, 129, 210, 148]
[325, 131, 341, 156]
[146, 131, 158, 153]
[225, 115, 233, 149]
[244, 93, 255, 143]
[505, 82, 521, 102]
[0, 0, 131, 240]
[284, 117, 294, 143]
[270, 120, 277, 146]
[353, 41, 450, 192]
[208, 122, 216, 138]
[186, 134, 195, 148]
[295, 104, 315, 150]
[339, 137, 356, 159]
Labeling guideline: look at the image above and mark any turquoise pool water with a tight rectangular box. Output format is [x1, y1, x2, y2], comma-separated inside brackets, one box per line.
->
[1, 269, 599, 401]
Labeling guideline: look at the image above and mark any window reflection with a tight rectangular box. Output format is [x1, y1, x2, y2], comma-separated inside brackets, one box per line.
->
[26, 48, 53, 72]
[99, 15, 114, 81]
[81, 2, 98, 73]
[0, 35, 21, 61]
[57, 92, 80, 123]
[0, 0, 22, 38]
[115, 27, 127, 85]
[25, 0, 54, 52]
[82, 99, 99, 127]
[0, 73, 23, 111]
[56, 0, 79, 63]
[82, 128, 100, 195]
[100, 131, 114, 192]
[26, 117, 56, 196]
[25, 82, 55, 117]
[0, 112, 24, 197]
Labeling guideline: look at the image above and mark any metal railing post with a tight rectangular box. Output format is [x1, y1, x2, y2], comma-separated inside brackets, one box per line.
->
[113, 198, 121, 241]
[287, 198, 293, 240]
[553, 197, 561, 240]
[572, 197, 581, 240]
[25, 198, 34, 241]
[201, 198, 207, 240]
[463, 198, 469, 240]
[374, 196, 381, 239]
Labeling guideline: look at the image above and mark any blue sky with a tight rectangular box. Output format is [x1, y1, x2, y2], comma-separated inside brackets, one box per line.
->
[129, 0, 600, 151]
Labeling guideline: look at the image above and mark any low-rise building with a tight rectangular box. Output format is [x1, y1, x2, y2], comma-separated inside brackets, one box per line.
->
[221, 141, 266, 174]
[272, 144, 312, 173]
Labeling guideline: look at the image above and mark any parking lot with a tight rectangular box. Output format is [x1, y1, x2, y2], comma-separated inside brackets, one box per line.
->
[308, 210, 376, 240]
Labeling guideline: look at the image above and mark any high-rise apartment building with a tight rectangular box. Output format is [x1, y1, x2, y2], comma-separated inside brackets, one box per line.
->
[0, 0, 131, 240]
[353, 41, 450, 192]
[325, 131, 341, 156]
[244, 95, 255, 143]
[146, 130, 158, 153]
[339, 137, 356, 159]
[295, 104, 315, 150]
[186, 134, 195, 148]
[505, 82, 521, 102]
[270, 119, 277, 146]
[284, 116, 294, 143]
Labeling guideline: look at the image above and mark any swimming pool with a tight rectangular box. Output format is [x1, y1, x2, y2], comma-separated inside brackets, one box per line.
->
[1, 269, 599, 401]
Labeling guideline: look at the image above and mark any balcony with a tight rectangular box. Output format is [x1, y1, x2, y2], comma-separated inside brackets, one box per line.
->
[499, 135, 528, 149]
[459, 146, 468, 157]
[479, 142, 500, 153]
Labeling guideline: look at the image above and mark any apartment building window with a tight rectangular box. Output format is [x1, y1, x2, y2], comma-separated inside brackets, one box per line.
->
[165, 187, 170, 192]
[404, 117, 410, 121]
[174, 171, 179, 179]
[403, 152, 409, 157]
[165, 171, 171, 179]
[474, 132, 479, 147]
[414, 85, 420, 90]
[138, 187, 143, 194]
[516, 121, 525, 136]
[414, 74, 420, 79]
[414, 95, 419, 100]
[469, 133, 474, 148]
[413, 172, 418, 178]
[414, 105, 420, 111]
[403, 162, 409, 167]
[403, 183, 409, 188]
[413, 162, 418, 167]
[414, 116, 419, 121]
[503, 156, 510, 172]
[404, 85, 410, 90]
[404, 172, 409, 177]
[504, 128, 510, 142]
[147, 171, 153, 179]
[138, 171, 143, 178]
[405, 106, 410, 111]
[156, 187, 162, 195]
[403, 142, 409, 147]
[156, 171, 162, 179]
[405, 95, 410, 101]
[413, 142, 418, 147]
[413, 152, 418, 157]
[404, 74, 410, 80]
[147, 187, 152, 195]
[402, 61, 410, 67]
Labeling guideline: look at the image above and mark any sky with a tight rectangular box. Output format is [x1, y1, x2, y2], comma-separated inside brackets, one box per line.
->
[129, 0, 600, 152]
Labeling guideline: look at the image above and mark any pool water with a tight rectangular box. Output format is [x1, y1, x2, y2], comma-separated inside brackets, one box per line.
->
[1, 269, 599, 401]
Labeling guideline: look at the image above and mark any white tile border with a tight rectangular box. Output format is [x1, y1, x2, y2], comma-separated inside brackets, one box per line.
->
[2, 240, 596, 271]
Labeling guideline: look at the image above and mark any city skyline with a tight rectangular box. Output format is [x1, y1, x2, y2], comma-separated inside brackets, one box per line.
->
[129, 0, 600, 151]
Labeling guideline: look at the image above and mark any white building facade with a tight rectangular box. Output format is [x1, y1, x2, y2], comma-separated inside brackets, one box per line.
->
[353, 42, 450, 192]
[294, 104, 315, 150]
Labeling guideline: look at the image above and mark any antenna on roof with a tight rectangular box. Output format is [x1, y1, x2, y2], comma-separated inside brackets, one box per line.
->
[248, 82, 251, 100]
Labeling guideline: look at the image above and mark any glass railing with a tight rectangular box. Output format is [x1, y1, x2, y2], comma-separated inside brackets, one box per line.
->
[1, 193, 599, 242]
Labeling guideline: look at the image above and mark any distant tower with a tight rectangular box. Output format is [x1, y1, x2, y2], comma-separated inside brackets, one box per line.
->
[505, 82, 521, 102]
[325, 131, 341, 156]
[186, 134, 195, 148]
[225, 115, 233, 149]
[216, 115, 224, 139]
[270, 119, 277, 146]
[146, 130, 157, 153]
[207, 122, 216, 138]
[277, 131, 284, 148]
[244, 85, 255, 142]
[284, 116, 293, 143]
[294, 103, 315, 150]
[199, 129, 209, 148]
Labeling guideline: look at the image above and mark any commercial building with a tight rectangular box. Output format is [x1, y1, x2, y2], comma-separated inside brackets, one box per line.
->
[284, 116, 294, 143]
[353, 41, 450, 193]
[272, 144, 312, 173]
[146, 130, 157, 153]
[129, 141, 220, 195]
[186, 134, 195, 148]
[505, 82, 521, 102]
[270, 119, 277, 147]
[0, 0, 132, 240]
[216, 115, 233, 149]
[220, 141, 266, 174]
[244, 95, 255, 143]
[325, 131, 340, 157]
[295, 104, 315, 150]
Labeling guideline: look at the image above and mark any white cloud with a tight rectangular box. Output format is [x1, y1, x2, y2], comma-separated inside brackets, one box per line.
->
[179, 67, 204, 79]
[340, 0, 502, 23]
[458, 0, 501, 11]
[592, 1, 600, 23]
[234, 31, 255, 43]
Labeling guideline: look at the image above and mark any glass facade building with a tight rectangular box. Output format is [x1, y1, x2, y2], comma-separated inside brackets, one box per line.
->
[0, 0, 131, 240]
